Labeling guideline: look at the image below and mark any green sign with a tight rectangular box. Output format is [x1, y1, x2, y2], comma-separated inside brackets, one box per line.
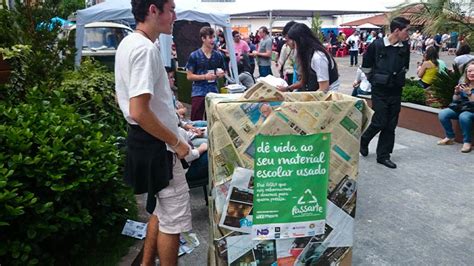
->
[252, 134, 330, 240]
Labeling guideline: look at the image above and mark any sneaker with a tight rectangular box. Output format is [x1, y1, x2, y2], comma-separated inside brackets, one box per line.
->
[461, 143, 472, 153]
[437, 138, 454, 145]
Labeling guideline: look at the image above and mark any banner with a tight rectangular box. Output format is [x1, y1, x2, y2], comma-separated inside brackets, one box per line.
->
[252, 134, 330, 240]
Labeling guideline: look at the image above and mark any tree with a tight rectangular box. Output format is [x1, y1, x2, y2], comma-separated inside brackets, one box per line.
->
[58, 0, 84, 18]
[311, 12, 324, 42]
[392, 0, 473, 46]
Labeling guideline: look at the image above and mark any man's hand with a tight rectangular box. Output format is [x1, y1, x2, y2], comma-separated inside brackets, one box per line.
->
[191, 127, 204, 137]
[206, 73, 217, 81]
[197, 143, 208, 155]
[173, 140, 190, 159]
[216, 70, 225, 78]
[276, 85, 287, 92]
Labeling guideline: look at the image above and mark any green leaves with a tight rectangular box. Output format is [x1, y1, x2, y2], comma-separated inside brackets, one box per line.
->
[1, 99, 136, 264]
[431, 67, 462, 107]
[1, 4, 135, 264]
[402, 84, 427, 105]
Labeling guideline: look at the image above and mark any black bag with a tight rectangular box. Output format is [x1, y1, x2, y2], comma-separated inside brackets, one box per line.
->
[460, 101, 474, 113]
[279, 67, 284, 79]
[372, 73, 391, 86]
[448, 100, 464, 113]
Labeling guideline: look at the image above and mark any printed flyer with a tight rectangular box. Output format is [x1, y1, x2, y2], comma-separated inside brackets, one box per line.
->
[252, 134, 330, 240]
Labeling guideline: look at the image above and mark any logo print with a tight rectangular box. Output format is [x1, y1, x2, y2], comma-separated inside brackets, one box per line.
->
[297, 189, 319, 204]
[292, 189, 323, 216]
[256, 228, 269, 236]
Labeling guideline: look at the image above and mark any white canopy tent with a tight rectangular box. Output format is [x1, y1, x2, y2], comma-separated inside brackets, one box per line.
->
[75, 0, 239, 83]
[357, 23, 381, 29]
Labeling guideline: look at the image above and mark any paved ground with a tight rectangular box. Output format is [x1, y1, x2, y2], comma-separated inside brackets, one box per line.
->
[120, 51, 474, 265]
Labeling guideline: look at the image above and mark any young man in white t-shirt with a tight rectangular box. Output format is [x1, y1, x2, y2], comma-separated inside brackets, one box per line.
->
[115, 0, 191, 265]
[346, 31, 360, 67]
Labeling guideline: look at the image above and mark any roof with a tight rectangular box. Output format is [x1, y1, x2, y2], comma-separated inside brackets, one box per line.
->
[357, 22, 381, 29]
[200, 0, 390, 18]
[69, 21, 132, 30]
[340, 13, 388, 26]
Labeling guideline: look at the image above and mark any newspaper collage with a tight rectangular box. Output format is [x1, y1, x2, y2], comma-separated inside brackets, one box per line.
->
[206, 81, 373, 266]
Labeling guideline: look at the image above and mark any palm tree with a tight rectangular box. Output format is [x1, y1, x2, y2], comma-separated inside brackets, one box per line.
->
[392, 0, 473, 36]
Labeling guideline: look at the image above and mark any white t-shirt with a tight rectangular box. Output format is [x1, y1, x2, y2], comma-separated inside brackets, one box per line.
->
[355, 68, 371, 92]
[346, 35, 360, 51]
[311, 51, 340, 91]
[454, 54, 474, 70]
[115, 33, 179, 144]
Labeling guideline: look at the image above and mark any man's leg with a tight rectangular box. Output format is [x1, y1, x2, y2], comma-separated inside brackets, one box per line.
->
[155, 159, 192, 266]
[157, 232, 180, 266]
[360, 94, 388, 155]
[259, 65, 272, 78]
[354, 51, 358, 66]
[191, 96, 206, 121]
[142, 215, 159, 265]
[376, 96, 401, 160]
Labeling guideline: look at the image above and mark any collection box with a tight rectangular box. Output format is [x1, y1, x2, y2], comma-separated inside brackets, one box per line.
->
[206, 81, 373, 266]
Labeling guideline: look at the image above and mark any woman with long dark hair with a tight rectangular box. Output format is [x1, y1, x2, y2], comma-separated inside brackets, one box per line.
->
[417, 46, 439, 88]
[287, 23, 339, 92]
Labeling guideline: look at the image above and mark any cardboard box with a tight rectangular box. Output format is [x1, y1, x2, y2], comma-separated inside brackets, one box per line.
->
[206, 81, 373, 266]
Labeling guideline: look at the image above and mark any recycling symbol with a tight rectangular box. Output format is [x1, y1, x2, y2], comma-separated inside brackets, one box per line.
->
[297, 189, 318, 204]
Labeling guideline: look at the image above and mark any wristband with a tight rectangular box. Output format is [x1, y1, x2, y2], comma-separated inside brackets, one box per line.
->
[171, 138, 180, 149]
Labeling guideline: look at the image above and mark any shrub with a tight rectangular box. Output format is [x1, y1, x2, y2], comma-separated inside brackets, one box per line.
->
[430, 67, 462, 107]
[1, 3, 137, 264]
[402, 85, 426, 105]
[405, 77, 420, 87]
[58, 59, 126, 136]
[0, 98, 136, 265]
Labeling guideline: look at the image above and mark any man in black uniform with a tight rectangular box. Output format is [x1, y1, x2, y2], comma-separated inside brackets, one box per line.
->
[359, 17, 410, 169]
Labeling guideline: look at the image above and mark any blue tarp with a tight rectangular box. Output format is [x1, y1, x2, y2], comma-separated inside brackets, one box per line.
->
[37, 16, 74, 31]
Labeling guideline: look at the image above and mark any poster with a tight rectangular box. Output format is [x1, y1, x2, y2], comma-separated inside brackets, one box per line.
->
[252, 134, 330, 240]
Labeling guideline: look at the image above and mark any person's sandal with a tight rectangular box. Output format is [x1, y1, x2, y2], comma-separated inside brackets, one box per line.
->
[461, 143, 472, 153]
[437, 138, 454, 145]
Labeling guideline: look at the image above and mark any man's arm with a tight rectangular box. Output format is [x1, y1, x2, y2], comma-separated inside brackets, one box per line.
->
[255, 40, 272, 58]
[361, 41, 376, 74]
[187, 70, 216, 82]
[243, 41, 250, 54]
[129, 94, 189, 158]
[404, 43, 410, 69]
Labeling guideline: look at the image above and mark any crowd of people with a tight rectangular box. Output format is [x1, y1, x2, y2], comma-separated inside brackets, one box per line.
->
[409, 30, 467, 55]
